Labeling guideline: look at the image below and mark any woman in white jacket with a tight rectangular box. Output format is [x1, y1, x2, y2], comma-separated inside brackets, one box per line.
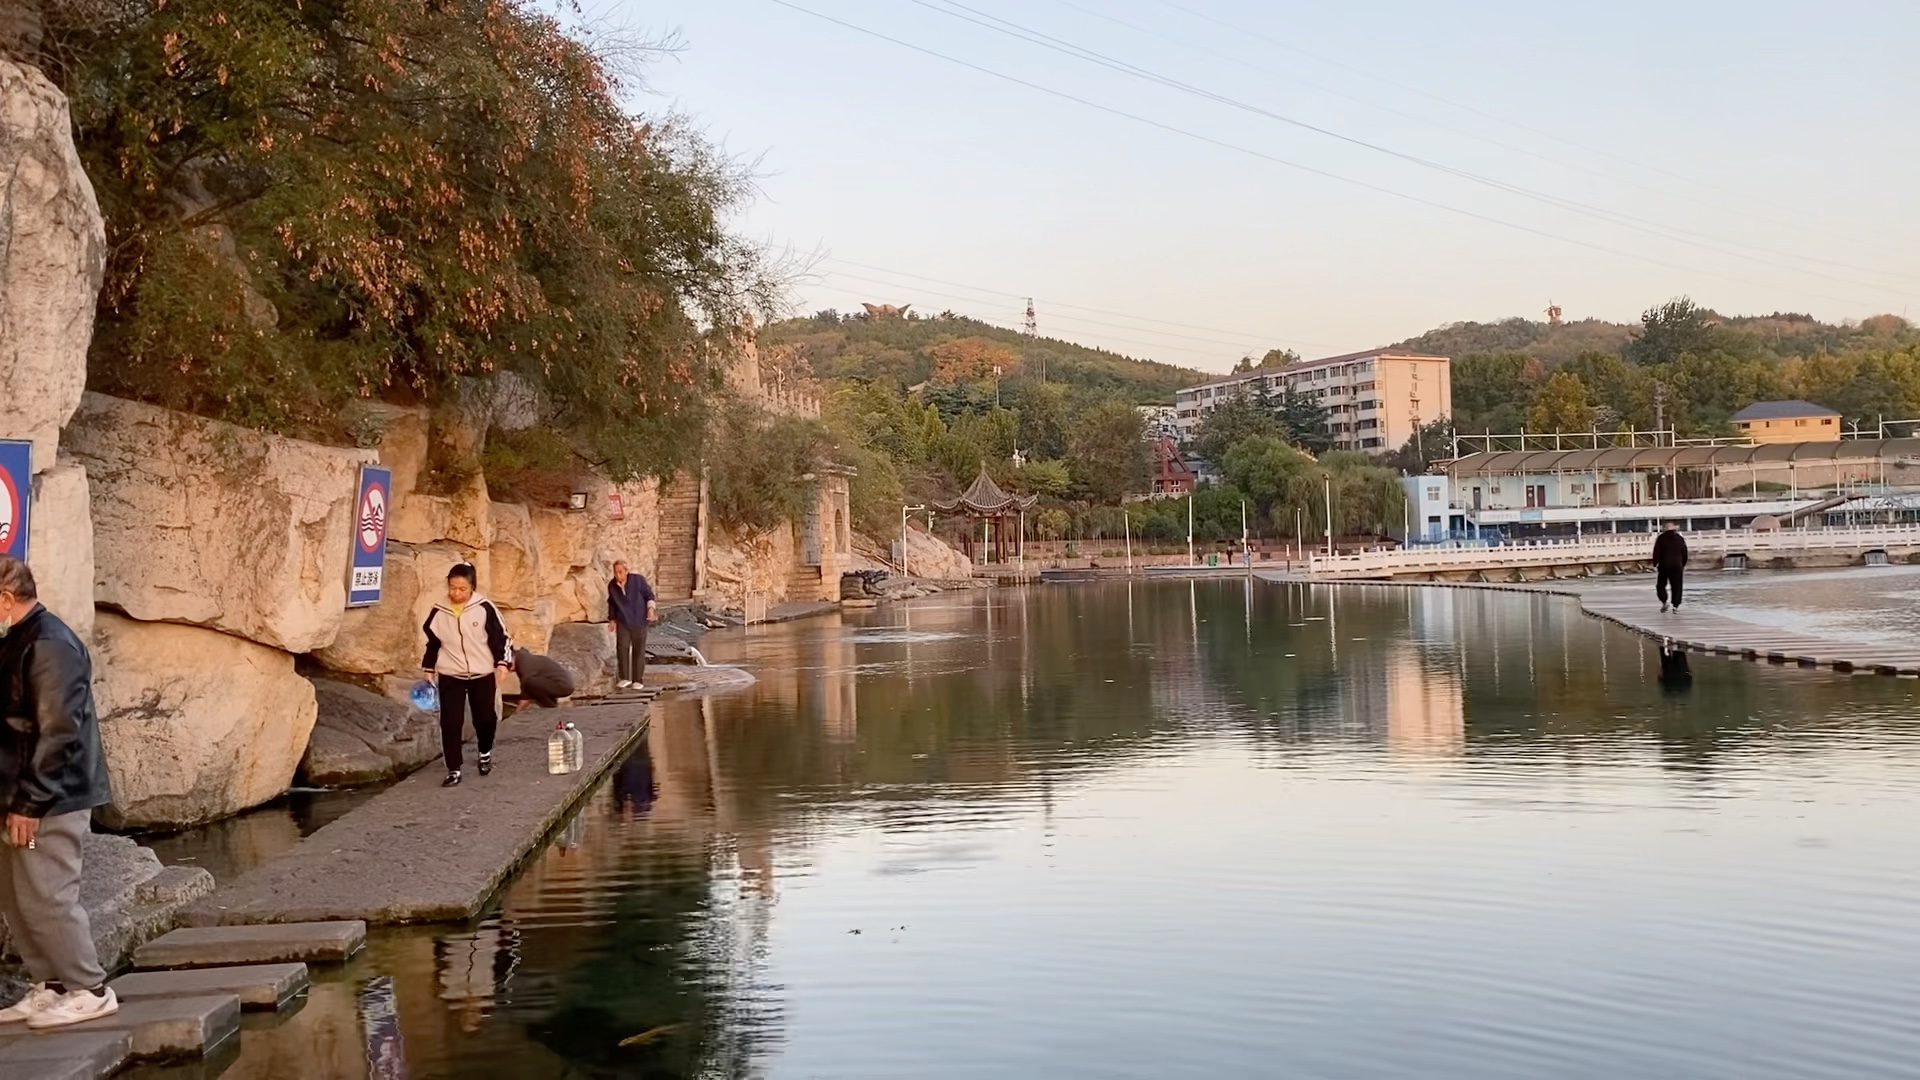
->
[421, 563, 511, 787]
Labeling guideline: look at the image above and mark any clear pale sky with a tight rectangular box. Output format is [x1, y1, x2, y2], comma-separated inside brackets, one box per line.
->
[582, 0, 1919, 373]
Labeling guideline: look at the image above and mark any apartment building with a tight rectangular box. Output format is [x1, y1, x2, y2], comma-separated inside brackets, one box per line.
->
[1171, 349, 1452, 454]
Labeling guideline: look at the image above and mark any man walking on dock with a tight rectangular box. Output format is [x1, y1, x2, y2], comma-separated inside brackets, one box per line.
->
[0, 556, 119, 1030]
[1653, 522, 1689, 613]
[607, 561, 657, 690]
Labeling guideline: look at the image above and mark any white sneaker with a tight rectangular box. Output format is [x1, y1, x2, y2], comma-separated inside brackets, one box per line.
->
[0, 983, 58, 1024]
[616, 680, 632, 689]
[28, 987, 118, 1030]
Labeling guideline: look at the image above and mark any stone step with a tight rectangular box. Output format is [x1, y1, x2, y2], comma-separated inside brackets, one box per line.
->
[132, 921, 365, 969]
[76, 993, 240, 1061]
[111, 963, 309, 1011]
[0, 1030, 132, 1080]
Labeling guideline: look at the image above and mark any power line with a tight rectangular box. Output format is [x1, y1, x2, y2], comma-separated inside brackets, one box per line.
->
[919, 0, 1914, 298]
[1149, 0, 1917, 255]
[818, 256, 1341, 350]
[763, 0, 1880, 308]
[1050, 0, 1920, 274]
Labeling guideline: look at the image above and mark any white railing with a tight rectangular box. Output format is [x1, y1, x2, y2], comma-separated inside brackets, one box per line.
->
[1307, 524, 1920, 577]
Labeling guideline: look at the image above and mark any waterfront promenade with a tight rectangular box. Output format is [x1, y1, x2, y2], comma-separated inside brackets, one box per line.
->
[1259, 568, 1920, 677]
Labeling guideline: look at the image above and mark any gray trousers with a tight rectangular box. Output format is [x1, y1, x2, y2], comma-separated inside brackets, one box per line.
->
[615, 623, 648, 684]
[0, 809, 105, 989]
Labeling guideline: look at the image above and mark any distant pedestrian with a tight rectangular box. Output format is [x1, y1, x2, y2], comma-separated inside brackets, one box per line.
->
[422, 563, 510, 787]
[607, 561, 657, 690]
[502, 647, 575, 718]
[1652, 521, 1689, 612]
[0, 556, 119, 1030]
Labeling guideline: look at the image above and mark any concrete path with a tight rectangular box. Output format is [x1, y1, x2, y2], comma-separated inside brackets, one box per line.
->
[1257, 572, 1920, 676]
[180, 698, 652, 926]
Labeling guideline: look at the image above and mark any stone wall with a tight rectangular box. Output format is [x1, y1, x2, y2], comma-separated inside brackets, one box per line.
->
[64, 393, 377, 654]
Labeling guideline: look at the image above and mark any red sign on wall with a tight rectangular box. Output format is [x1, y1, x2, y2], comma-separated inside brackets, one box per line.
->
[607, 493, 624, 521]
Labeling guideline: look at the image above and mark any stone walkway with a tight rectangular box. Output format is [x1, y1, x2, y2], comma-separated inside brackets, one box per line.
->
[1257, 571, 1920, 677]
[180, 696, 653, 927]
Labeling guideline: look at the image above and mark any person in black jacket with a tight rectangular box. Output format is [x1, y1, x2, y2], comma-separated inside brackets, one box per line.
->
[1652, 521, 1689, 612]
[501, 647, 575, 718]
[0, 556, 120, 1029]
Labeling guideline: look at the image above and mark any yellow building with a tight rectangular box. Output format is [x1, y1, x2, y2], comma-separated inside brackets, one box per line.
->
[1171, 348, 1453, 454]
[1732, 400, 1842, 443]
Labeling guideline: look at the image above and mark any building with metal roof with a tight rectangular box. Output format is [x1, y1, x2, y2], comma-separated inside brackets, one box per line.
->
[1730, 400, 1842, 444]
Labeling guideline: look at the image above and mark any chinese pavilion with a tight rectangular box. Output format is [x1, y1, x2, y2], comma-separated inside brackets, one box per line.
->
[934, 467, 1037, 565]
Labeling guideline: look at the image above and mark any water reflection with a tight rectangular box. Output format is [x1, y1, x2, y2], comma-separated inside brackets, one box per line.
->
[180, 582, 1920, 1080]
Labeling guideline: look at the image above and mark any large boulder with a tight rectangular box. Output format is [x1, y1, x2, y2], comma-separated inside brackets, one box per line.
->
[488, 502, 545, 609]
[27, 458, 93, 641]
[92, 613, 318, 829]
[63, 393, 377, 654]
[388, 470, 491, 550]
[299, 678, 440, 787]
[905, 526, 973, 581]
[314, 542, 479, 676]
[547, 621, 616, 699]
[0, 59, 104, 475]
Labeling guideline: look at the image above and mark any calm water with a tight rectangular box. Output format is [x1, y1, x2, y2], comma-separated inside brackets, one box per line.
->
[139, 581, 1920, 1080]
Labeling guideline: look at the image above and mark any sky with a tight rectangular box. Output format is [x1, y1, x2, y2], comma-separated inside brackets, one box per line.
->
[578, 0, 1920, 374]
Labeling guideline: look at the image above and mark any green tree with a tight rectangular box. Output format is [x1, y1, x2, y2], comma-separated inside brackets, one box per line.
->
[42, 0, 773, 479]
[1527, 371, 1597, 432]
[1626, 297, 1721, 367]
[1067, 400, 1148, 503]
[1451, 352, 1539, 433]
[1193, 396, 1285, 466]
[1275, 390, 1333, 454]
[1011, 381, 1072, 459]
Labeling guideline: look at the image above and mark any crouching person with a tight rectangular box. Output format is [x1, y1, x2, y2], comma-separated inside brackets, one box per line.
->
[504, 648, 576, 719]
[0, 556, 118, 1029]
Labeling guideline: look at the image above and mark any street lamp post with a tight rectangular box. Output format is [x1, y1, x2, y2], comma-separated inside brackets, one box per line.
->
[901, 504, 926, 578]
[1323, 474, 1334, 557]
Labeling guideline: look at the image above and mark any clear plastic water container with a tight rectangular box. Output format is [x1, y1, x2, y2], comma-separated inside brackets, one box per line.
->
[408, 679, 438, 713]
[547, 721, 584, 774]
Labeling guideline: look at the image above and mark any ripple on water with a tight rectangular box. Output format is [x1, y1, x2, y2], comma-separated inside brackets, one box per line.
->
[162, 580, 1920, 1080]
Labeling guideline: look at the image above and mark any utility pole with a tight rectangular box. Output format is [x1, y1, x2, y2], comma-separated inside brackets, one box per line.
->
[1024, 298, 1040, 383]
[901, 504, 925, 577]
[1653, 382, 1667, 446]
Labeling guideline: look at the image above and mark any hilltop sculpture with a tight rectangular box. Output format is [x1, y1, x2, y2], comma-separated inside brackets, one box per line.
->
[861, 303, 912, 319]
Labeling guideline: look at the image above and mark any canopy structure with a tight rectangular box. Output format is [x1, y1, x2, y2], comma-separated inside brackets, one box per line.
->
[934, 467, 1037, 566]
[1444, 438, 1920, 477]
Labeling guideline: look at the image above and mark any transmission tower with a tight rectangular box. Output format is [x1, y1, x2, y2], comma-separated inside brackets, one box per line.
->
[1024, 298, 1041, 382]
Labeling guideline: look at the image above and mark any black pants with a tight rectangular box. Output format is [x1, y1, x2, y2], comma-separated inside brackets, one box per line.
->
[615, 623, 648, 684]
[1656, 566, 1684, 608]
[438, 673, 498, 773]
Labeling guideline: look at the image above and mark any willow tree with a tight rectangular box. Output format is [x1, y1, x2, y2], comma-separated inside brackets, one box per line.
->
[36, 0, 772, 479]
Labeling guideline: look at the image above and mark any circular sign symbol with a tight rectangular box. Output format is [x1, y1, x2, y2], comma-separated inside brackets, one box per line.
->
[358, 483, 388, 552]
[0, 466, 18, 554]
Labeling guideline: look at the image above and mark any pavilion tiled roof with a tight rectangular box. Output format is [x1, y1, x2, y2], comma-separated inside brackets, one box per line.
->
[934, 467, 1038, 515]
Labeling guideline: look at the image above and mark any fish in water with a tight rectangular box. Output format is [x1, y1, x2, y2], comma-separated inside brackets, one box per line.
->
[620, 1024, 684, 1048]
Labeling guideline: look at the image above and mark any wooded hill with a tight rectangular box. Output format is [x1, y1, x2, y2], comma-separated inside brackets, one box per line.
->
[1389, 303, 1920, 444]
[761, 310, 1206, 404]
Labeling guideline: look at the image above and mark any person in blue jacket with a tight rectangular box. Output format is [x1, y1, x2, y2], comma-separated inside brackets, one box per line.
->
[607, 560, 657, 690]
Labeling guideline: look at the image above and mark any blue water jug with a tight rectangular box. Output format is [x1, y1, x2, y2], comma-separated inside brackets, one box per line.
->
[408, 679, 439, 713]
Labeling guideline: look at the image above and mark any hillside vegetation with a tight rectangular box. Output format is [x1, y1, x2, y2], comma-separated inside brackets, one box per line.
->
[1390, 302, 1920, 458]
[762, 310, 1205, 403]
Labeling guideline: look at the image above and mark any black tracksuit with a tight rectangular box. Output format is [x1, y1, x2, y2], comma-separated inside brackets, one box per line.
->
[1652, 529, 1689, 608]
